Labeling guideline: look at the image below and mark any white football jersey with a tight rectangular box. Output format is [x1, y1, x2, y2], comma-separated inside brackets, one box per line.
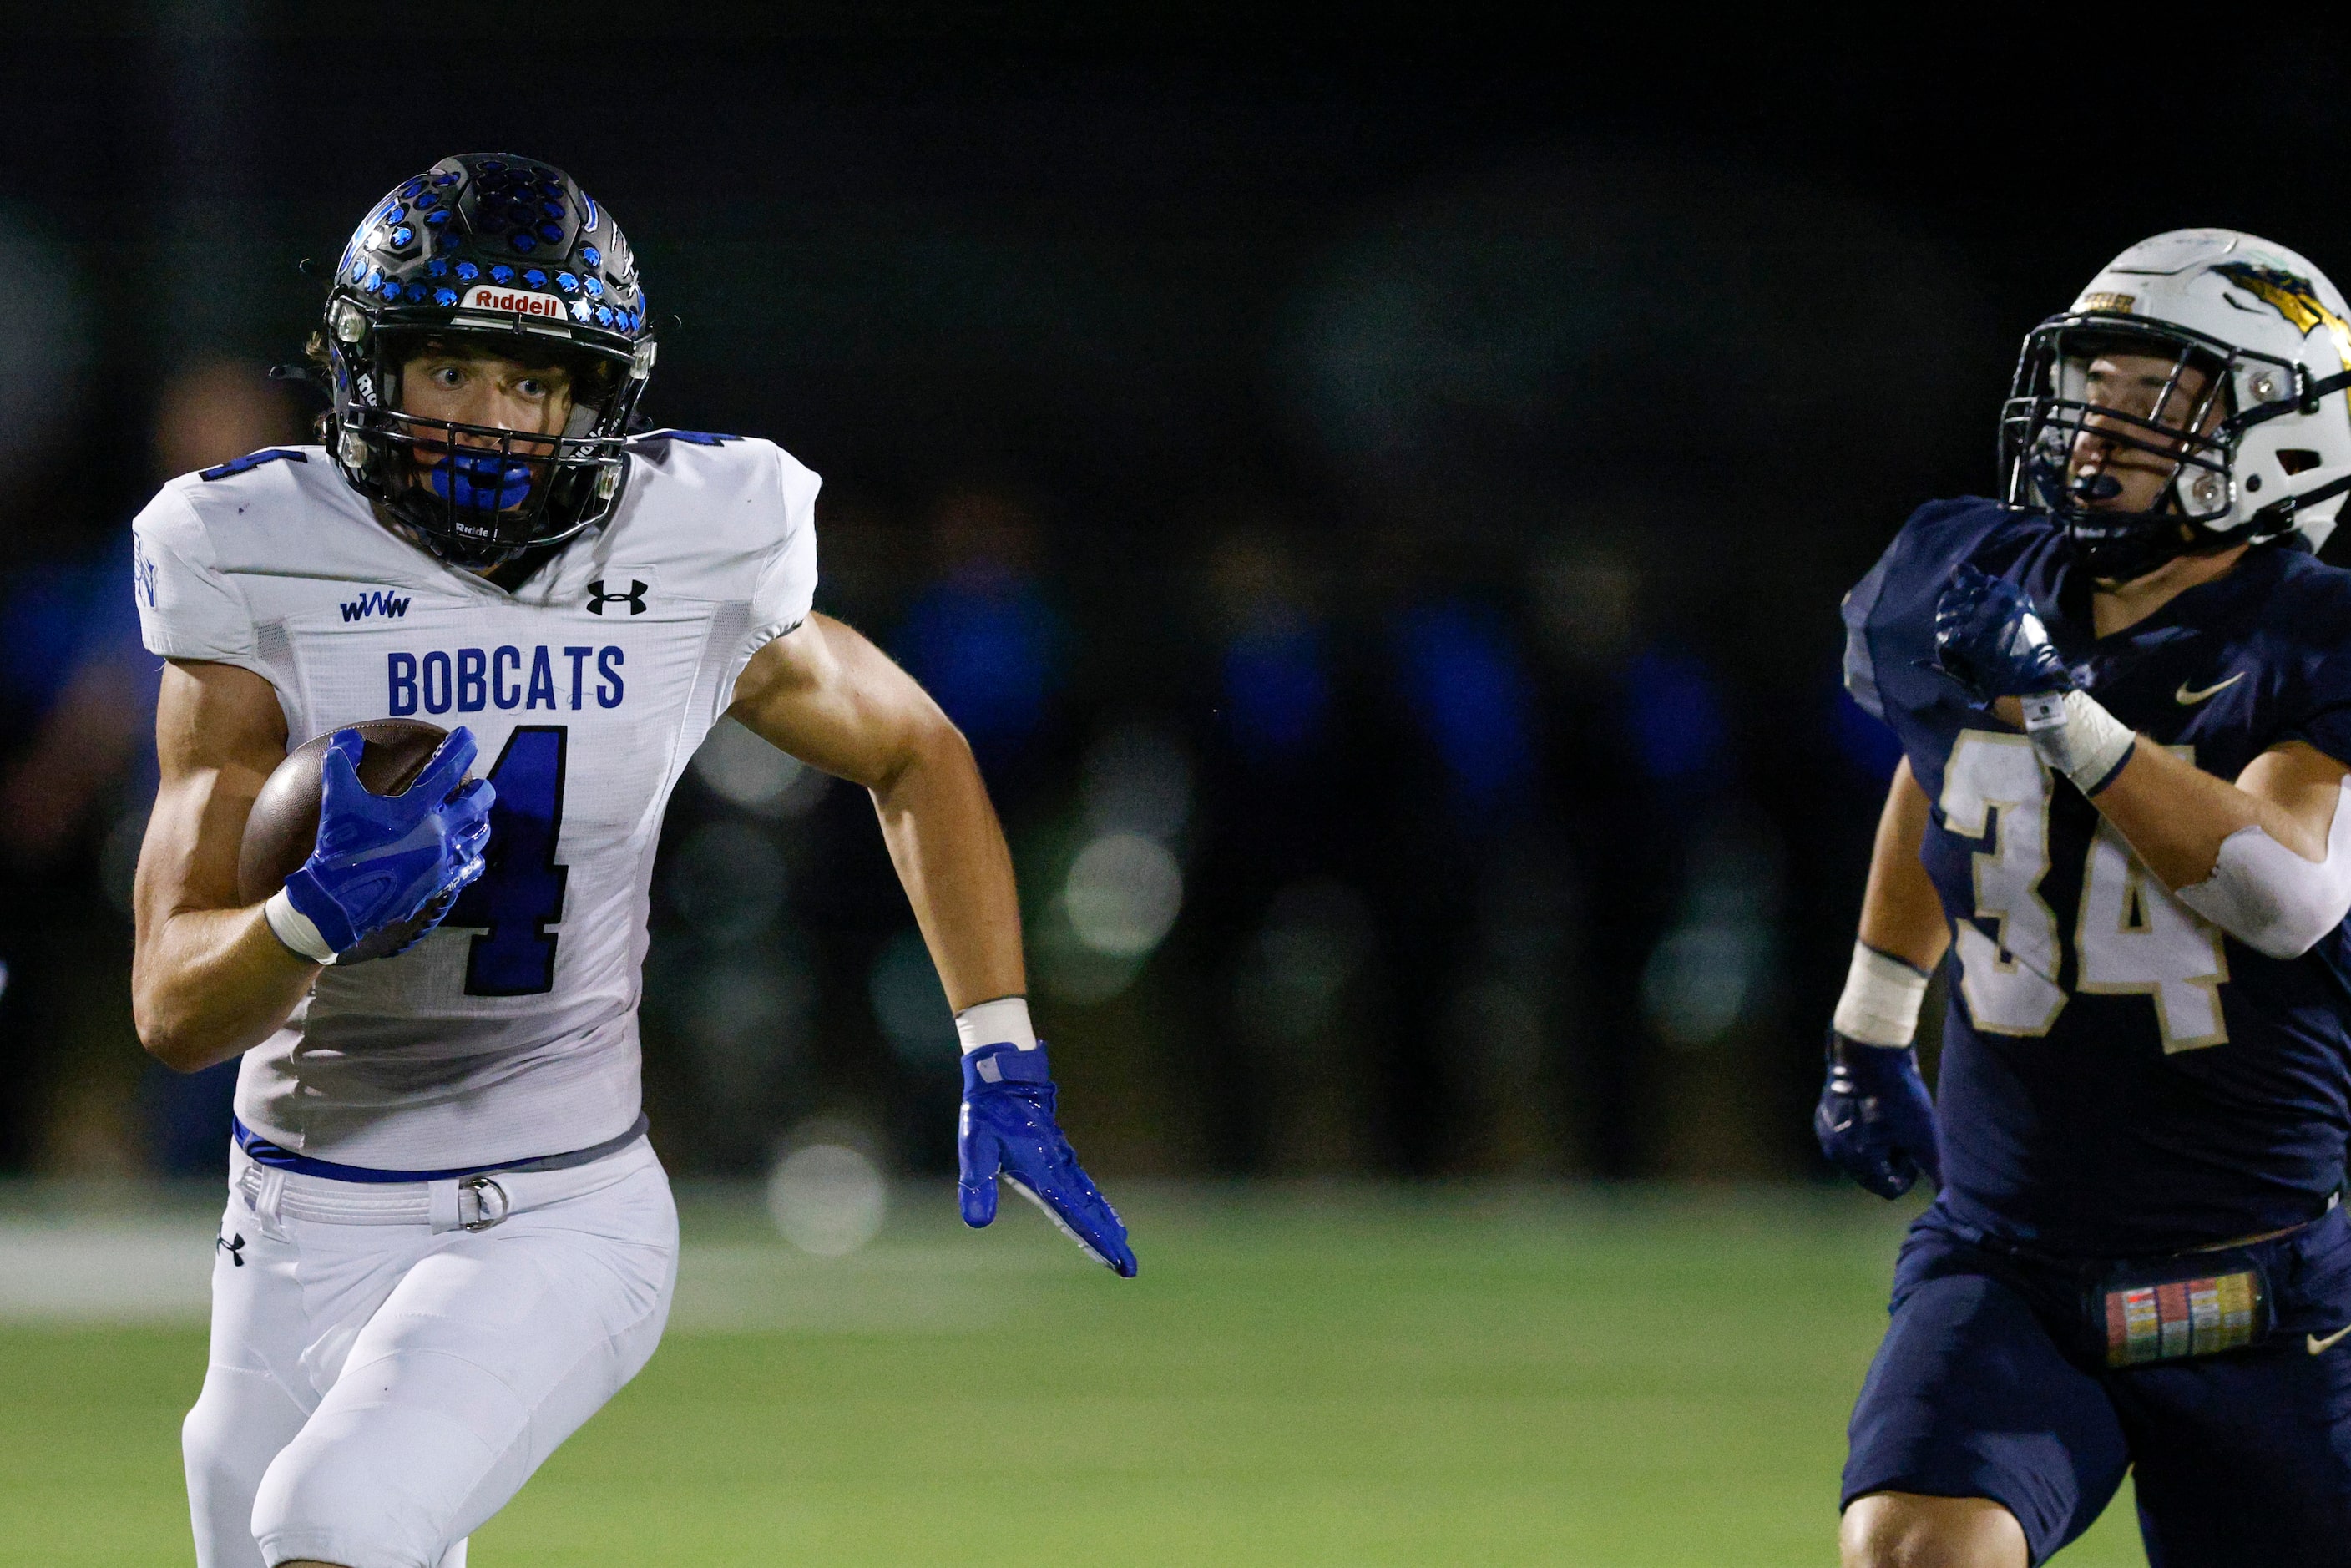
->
[132, 433, 818, 1169]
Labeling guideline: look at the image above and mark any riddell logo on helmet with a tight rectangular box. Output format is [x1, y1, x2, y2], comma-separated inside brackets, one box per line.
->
[460, 285, 565, 320]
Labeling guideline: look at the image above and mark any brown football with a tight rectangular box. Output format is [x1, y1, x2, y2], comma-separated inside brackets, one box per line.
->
[239, 718, 465, 965]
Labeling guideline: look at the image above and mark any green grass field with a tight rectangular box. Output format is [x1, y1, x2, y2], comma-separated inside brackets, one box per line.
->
[0, 1185, 2148, 1565]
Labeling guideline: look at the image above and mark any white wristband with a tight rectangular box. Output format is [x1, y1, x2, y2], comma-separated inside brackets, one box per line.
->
[954, 995, 1037, 1054]
[2020, 689, 2136, 794]
[264, 888, 337, 966]
[1831, 941, 1929, 1047]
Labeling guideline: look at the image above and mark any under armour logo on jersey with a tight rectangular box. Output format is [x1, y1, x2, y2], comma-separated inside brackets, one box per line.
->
[340, 589, 412, 623]
[587, 579, 648, 615]
[216, 1232, 246, 1267]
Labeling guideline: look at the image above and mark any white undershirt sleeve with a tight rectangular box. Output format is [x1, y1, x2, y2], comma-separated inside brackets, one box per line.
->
[2175, 776, 2351, 961]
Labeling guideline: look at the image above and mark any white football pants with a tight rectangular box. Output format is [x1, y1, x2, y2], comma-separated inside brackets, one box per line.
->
[182, 1139, 678, 1568]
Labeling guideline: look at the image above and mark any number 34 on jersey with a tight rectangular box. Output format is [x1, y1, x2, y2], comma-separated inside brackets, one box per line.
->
[1941, 731, 2229, 1053]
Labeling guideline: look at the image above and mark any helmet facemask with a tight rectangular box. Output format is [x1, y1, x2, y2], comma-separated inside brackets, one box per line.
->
[1999, 316, 2252, 582]
[333, 328, 629, 569]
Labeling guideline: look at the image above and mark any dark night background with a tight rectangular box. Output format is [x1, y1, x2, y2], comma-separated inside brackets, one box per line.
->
[3, 13, 2345, 1183]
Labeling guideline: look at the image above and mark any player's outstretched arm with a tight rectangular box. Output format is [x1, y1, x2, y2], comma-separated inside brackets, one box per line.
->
[1934, 567, 2351, 959]
[1817, 759, 1949, 1199]
[729, 614, 1024, 1009]
[729, 615, 1136, 1275]
[131, 660, 319, 1072]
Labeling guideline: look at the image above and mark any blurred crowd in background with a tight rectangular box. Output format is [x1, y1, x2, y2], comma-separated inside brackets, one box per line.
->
[5, 23, 2344, 1183]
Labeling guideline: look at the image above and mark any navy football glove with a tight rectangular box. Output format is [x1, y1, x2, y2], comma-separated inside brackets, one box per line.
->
[1813, 1029, 1942, 1201]
[281, 727, 494, 959]
[1931, 565, 2075, 705]
[959, 1042, 1137, 1277]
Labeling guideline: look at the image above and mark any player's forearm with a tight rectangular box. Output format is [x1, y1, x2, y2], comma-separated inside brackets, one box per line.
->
[133, 904, 318, 1073]
[870, 720, 1026, 1011]
[1985, 695, 2325, 888]
[2082, 741, 2318, 890]
[1857, 759, 1950, 973]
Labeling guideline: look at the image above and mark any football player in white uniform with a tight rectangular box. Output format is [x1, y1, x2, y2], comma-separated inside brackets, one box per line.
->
[129, 154, 1135, 1568]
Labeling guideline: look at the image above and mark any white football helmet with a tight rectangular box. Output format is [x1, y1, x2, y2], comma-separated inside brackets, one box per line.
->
[1999, 228, 2351, 578]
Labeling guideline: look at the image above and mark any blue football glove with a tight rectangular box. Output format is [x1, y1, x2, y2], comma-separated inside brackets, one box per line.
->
[1931, 565, 2076, 706]
[959, 1042, 1137, 1277]
[1813, 1029, 1942, 1200]
[281, 727, 495, 959]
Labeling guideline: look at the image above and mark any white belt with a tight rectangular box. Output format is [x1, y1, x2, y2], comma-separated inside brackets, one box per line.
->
[233, 1137, 651, 1234]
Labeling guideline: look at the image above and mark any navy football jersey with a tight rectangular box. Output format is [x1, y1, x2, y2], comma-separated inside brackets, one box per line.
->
[1844, 497, 2351, 1256]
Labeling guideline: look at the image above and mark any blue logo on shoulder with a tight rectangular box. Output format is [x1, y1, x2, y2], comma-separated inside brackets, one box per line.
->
[200, 448, 309, 482]
[340, 589, 412, 623]
[636, 429, 739, 446]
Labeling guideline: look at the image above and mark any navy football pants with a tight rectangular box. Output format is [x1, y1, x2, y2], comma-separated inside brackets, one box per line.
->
[1844, 1202, 2351, 1565]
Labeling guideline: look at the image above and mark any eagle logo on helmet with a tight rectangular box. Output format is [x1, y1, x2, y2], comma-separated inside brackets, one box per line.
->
[2213, 261, 2351, 363]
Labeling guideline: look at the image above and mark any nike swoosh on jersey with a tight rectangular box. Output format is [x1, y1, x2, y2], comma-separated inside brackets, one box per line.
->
[2176, 672, 2247, 706]
[2308, 1323, 2351, 1355]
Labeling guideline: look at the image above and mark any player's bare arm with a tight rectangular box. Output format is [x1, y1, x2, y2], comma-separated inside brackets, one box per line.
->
[730, 612, 1135, 1274]
[2066, 728, 2346, 889]
[1857, 757, 1950, 974]
[134, 650, 493, 1074]
[130, 658, 315, 1071]
[1815, 757, 1948, 1201]
[727, 612, 1023, 1009]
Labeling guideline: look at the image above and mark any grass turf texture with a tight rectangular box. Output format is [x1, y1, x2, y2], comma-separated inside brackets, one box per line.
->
[0, 1186, 2147, 1566]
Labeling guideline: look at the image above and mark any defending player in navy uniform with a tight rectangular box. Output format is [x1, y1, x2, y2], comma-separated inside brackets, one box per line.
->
[1823, 229, 2351, 1568]
[131, 154, 1135, 1568]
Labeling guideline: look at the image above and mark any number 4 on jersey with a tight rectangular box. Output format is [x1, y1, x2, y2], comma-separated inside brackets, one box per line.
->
[447, 726, 570, 996]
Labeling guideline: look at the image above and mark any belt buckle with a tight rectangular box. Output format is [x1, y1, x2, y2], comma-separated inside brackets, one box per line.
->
[458, 1174, 511, 1232]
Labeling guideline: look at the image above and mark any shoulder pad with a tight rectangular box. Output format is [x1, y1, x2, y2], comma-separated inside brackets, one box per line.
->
[198, 447, 311, 483]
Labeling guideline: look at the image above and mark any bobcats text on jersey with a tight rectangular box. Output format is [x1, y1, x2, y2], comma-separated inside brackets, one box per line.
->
[387, 645, 625, 714]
